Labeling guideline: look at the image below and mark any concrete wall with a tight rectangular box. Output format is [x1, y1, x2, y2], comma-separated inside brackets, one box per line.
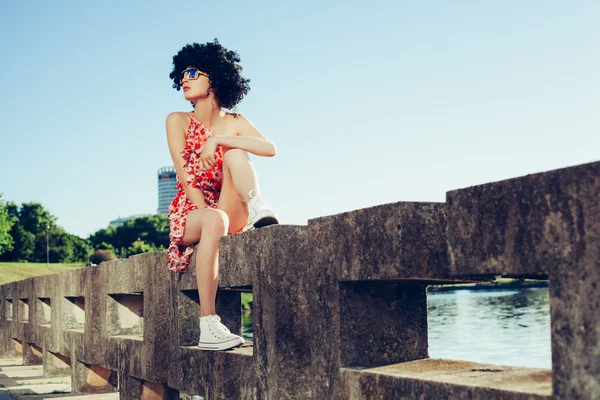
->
[1, 160, 598, 400]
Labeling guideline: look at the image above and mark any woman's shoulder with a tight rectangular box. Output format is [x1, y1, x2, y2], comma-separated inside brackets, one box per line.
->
[223, 111, 253, 126]
[221, 111, 251, 135]
[166, 111, 192, 132]
[165, 112, 192, 140]
[166, 111, 192, 123]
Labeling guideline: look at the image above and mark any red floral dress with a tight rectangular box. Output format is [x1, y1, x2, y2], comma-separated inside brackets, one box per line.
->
[166, 112, 225, 273]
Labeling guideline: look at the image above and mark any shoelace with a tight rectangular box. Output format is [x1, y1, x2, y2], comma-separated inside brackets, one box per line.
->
[210, 315, 233, 337]
[247, 197, 264, 217]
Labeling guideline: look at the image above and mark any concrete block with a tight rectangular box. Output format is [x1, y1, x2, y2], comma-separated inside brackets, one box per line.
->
[72, 355, 118, 395]
[340, 282, 428, 368]
[43, 347, 71, 378]
[119, 375, 179, 400]
[446, 160, 600, 399]
[23, 341, 43, 365]
[309, 202, 451, 281]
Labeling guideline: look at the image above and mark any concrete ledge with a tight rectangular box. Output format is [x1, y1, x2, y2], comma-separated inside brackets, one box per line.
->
[218, 224, 301, 288]
[2, 159, 599, 398]
[446, 160, 600, 277]
[341, 358, 551, 399]
[309, 202, 452, 281]
[169, 344, 255, 399]
[446, 160, 600, 399]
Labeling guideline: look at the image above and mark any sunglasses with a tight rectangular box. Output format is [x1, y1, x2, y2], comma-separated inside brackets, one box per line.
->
[180, 68, 208, 84]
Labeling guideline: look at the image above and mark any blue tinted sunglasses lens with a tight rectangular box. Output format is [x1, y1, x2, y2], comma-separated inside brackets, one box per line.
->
[181, 68, 201, 82]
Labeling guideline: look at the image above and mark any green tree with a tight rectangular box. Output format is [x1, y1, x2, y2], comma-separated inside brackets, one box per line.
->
[89, 214, 170, 257]
[0, 223, 35, 261]
[0, 200, 92, 263]
[127, 239, 154, 256]
[97, 242, 115, 251]
[19, 202, 57, 236]
[89, 226, 117, 249]
[70, 234, 93, 263]
[37, 228, 93, 263]
[0, 194, 15, 255]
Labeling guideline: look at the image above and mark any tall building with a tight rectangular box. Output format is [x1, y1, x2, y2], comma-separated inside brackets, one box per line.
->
[109, 214, 151, 228]
[157, 166, 178, 214]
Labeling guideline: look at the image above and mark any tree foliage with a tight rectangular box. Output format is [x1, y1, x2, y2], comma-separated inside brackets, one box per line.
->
[0, 200, 92, 263]
[0, 194, 15, 255]
[0, 197, 168, 264]
[89, 214, 169, 258]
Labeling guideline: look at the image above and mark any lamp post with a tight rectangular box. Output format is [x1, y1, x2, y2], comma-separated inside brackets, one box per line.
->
[46, 224, 49, 265]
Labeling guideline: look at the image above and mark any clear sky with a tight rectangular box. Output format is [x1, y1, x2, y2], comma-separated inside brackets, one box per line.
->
[1, 1, 598, 238]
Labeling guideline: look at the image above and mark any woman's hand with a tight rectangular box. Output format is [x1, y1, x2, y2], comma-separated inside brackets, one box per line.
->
[199, 137, 218, 170]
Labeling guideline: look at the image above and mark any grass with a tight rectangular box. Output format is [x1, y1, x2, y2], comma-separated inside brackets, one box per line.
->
[241, 292, 253, 310]
[15, 380, 65, 386]
[0, 262, 85, 285]
[428, 277, 548, 292]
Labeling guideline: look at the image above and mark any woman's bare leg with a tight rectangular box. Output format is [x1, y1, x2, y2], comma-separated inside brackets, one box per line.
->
[217, 149, 256, 231]
[220, 148, 278, 229]
[221, 149, 261, 203]
[181, 207, 229, 317]
[181, 150, 262, 318]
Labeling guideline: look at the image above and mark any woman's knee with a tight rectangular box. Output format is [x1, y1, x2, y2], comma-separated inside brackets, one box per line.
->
[223, 148, 249, 166]
[201, 209, 229, 238]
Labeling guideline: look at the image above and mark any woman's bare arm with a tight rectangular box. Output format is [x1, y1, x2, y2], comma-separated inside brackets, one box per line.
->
[212, 114, 276, 157]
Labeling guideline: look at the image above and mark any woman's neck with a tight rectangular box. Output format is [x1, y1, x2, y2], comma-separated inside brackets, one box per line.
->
[193, 99, 221, 130]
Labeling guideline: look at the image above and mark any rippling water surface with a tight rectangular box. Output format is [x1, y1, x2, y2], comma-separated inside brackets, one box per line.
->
[428, 287, 551, 369]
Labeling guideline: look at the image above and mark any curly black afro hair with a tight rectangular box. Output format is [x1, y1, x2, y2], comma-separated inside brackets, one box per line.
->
[169, 39, 250, 109]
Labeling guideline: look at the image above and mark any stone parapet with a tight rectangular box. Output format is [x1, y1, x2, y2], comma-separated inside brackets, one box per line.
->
[1, 160, 598, 399]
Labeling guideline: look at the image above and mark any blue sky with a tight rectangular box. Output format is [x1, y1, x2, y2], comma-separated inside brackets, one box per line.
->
[1, 1, 598, 238]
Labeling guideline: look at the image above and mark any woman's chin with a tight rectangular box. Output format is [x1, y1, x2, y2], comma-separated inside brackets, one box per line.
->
[183, 93, 198, 102]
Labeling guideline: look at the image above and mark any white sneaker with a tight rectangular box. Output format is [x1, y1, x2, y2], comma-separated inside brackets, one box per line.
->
[198, 314, 244, 351]
[245, 191, 279, 231]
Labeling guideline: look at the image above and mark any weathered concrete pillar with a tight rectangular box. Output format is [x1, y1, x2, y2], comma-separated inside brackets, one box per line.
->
[0, 322, 21, 359]
[550, 270, 600, 399]
[71, 357, 118, 394]
[251, 226, 313, 399]
[340, 282, 428, 368]
[170, 246, 256, 399]
[43, 348, 71, 378]
[219, 225, 313, 399]
[174, 278, 241, 346]
[12, 338, 23, 357]
[23, 342, 43, 365]
[119, 374, 179, 400]
[308, 202, 449, 399]
[446, 160, 600, 399]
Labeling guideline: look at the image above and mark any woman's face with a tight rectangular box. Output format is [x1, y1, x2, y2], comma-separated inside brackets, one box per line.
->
[180, 66, 211, 102]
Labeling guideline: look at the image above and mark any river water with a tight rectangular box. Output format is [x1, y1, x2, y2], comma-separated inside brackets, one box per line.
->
[427, 287, 551, 369]
[241, 286, 551, 370]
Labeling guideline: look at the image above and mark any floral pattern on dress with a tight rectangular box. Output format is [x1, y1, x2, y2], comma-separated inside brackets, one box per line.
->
[166, 113, 225, 273]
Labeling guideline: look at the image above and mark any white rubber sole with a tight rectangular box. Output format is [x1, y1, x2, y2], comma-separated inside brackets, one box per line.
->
[198, 336, 244, 351]
[245, 210, 279, 231]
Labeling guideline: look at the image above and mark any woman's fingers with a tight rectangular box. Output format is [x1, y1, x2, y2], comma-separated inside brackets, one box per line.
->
[200, 157, 215, 171]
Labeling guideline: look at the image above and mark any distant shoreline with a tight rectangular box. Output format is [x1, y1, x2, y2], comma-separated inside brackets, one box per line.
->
[427, 279, 549, 293]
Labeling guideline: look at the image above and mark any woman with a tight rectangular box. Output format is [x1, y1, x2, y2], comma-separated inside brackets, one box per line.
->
[165, 39, 278, 351]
